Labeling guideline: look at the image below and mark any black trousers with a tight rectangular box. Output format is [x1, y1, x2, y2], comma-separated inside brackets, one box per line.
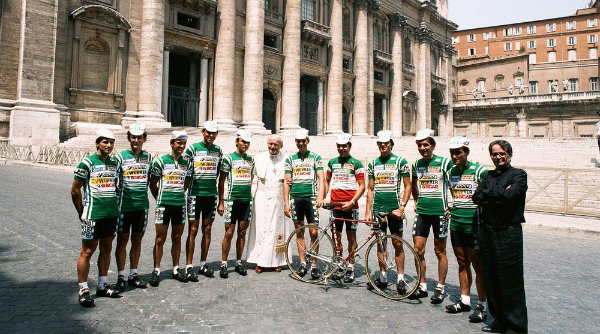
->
[479, 225, 528, 333]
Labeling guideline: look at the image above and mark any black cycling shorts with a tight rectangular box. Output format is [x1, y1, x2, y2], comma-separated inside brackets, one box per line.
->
[117, 210, 148, 234]
[187, 195, 217, 221]
[291, 197, 319, 224]
[412, 214, 448, 239]
[81, 217, 118, 241]
[155, 205, 185, 226]
[224, 200, 252, 224]
[450, 230, 477, 249]
[375, 212, 404, 234]
[330, 209, 359, 232]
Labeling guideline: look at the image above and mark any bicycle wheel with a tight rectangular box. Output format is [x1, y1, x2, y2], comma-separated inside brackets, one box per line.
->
[365, 234, 421, 300]
[285, 224, 336, 283]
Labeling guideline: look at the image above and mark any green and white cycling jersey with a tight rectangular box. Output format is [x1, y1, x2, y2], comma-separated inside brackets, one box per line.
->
[115, 150, 152, 212]
[74, 153, 119, 220]
[367, 154, 411, 213]
[411, 155, 453, 216]
[185, 141, 222, 197]
[448, 162, 488, 233]
[151, 154, 190, 207]
[285, 151, 324, 198]
[221, 152, 254, 201]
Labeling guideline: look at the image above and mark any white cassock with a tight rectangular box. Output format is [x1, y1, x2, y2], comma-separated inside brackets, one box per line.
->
[246, 151, 292, 267]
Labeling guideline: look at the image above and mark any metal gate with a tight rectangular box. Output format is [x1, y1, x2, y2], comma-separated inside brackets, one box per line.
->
[168, 85, 199, 127]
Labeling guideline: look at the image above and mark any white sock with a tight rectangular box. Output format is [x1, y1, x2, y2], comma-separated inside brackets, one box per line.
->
[186, 264, 194, 269]
[380, 272, 387, 282]
[480, 301, 487, 310]
[221, 261, 227, 267]
[129, 269, 138, 279]
[200, 261, 206, 267]
[78, 282, 89, 294]
[348, 263, 354, 270]
[117, 270, 126, 278]
[436, 283, 445, 293]
[97, 276, 108, 290]
[461, 294, 471, 305]
[420, 282, 427, 291]
[236, 259, 242, 265]
[173, 266, 179, 274]
[154, 268, 161, 275]
[397, 274, 404, 283]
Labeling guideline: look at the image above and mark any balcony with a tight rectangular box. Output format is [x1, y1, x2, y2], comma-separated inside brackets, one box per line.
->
[454, 91, 600, 109]
[264, 9, 282, 25]
[373, 50, 393, 69]
[301, 20, 331, 46]
[403, 62, 415, 74]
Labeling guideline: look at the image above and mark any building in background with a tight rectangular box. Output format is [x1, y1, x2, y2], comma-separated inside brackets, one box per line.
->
[0, 0, 456, 146]
[452, 0, 600, 138]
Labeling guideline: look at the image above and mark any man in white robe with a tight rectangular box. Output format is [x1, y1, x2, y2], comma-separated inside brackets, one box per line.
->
[246, 135, 291, 272]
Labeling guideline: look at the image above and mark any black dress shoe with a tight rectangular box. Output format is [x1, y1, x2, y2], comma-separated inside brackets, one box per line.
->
[482, 321, 505, 333]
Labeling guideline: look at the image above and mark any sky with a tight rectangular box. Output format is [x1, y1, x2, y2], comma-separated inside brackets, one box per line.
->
[449, 0, 593, 30]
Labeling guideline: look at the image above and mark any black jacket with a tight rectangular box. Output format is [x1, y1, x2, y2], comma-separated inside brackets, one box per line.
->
[472, 165, 527, 226]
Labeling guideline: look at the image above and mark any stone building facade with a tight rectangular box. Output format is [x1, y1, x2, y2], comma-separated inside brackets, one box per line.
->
[452, 0, 600, 138]
[0, 0, 456, 145]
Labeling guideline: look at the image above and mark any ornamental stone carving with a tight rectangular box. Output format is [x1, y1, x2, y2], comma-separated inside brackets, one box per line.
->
[388, 13, 407, 31]
[414, 27, 434, 44]
[302, 45, 320, 61]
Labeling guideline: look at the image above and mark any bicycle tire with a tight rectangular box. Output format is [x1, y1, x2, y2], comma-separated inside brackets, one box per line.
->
[285, 224, 336, 283]
[365, 234, 421, 300]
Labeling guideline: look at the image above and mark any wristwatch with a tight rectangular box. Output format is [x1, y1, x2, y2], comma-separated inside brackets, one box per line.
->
[399, 201, 407, 207]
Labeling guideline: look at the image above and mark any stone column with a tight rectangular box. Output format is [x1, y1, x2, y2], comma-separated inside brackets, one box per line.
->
[517, 108, 528, 137]
[161, 50, 170, 120]
[389, 14, 405, 135]
[415, 27, 432, 131]
[381, 97, 387, 129]
[10, 0, 61, 146]
[317, 80, 324, 134]
[352, 2, 369, 136]
[325, 0, 343, 134]
[199, 57, 209, 125]
[241, 0, 269, 133]
[280, 0, 302, 132]
[123, 0, 169, 128]
[367, 12, 375, 135]
[212, 0, 238, 130]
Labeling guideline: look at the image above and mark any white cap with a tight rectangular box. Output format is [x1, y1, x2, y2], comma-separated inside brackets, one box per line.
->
[237, 129, 252, 142]
[203, 120, 218, 132]
[129, 123, 146, 136]
[170, 130, 188, 140]
[448, 136, 470, 149]
[295, 128, 309, 140]
[336, 133, 352, 145]
[415, 128, 435, 141]
[376, 130, 393, 143]
[96, 129, 115, 140]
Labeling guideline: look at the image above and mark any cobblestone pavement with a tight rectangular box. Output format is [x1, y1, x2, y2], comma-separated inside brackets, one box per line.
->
[1, 162, 599, 334]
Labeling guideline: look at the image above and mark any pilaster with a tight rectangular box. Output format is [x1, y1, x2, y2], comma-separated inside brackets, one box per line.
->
[280, 0, 302, 133]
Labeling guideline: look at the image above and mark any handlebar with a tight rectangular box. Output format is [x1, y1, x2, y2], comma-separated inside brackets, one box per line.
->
[322, 203, 343, 210]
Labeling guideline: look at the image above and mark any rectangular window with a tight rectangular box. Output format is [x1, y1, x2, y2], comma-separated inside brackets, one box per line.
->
[591, 77, 599, 91]
[548, 51, 556, 62]
[468, 48, 476, 56]
[483, 32, 493, 40]
[528, 40, 536, 49]
[515, 78, 523, 87]
[302, 0, 314, 20]
[343, 58, 350, 70]
[566, 21, 576, 30]
[569, 79, 578, 92]
[468, 34, 476, 42]
[503, 28, 512, 37]
[374, 71, 384, 82]
[567, 36, 577, 45]
[264, 33, 278, 48]
[568, 49, 577, 61]
[177, 12, 200, 30]
[513, 27, 522, 35]
[588, 19, 598, 28]
[452, 36, 460, 44]
[527, 25, 536, 34]
[504, 42, 512, 51]
[529, 53, 537, 64]
[546, 23, 556, 32]
[515, 42, 521, 50]
[529, 81, 538, 94]
[589, 35, 598, 43]
[590, 47, 598, 59]
[547, 38, 556, 47]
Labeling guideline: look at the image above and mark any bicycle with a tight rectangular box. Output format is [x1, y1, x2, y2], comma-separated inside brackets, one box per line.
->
[284, 203, 422, 300]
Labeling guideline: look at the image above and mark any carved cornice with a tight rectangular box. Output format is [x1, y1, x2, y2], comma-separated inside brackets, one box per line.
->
[444, 44, 455, 56]
[354, 0, 379, 12]
[388, 13, 407, 31]
[414, 27, 434, 44]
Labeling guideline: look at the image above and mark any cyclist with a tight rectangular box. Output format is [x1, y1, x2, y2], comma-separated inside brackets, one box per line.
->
[184, 121, 222, 281]
[410, 129, 453, 303]
[323, 133, 365, 283]
[445, 136, 488, 322]
[217, 130, 255, 278]
[113, 123, 152, 292]
[283, 128, 326, 280]
[365, 130, 412, 294]
[148, 130, 191, 287]
[71, 129, 121, 307]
